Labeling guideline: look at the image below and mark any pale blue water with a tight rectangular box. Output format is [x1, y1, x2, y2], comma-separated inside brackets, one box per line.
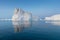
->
[0, 21, 60, 40]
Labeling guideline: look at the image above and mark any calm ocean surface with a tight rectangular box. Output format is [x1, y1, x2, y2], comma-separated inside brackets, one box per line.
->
[0, 20, 60, 40]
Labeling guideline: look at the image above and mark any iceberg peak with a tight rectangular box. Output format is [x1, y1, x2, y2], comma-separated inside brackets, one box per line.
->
[12, 8, 32, 21]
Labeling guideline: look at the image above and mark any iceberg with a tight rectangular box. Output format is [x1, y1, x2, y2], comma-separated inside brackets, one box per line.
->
[44, 14, 60, 21]
[23, 12, 32, 21]
[12, 8, 32, 21]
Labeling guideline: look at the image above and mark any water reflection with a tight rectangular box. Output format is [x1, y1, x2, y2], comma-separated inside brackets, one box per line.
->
[12, 21, 32, 32]
[45, 21, 60, 26]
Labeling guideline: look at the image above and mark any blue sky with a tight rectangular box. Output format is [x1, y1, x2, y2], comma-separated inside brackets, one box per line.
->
[0, 0, 60, 18]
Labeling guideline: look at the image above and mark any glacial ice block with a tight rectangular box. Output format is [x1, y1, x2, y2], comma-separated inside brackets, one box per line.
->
[23, 12, 32, 21]
[12, 8, 32, 21]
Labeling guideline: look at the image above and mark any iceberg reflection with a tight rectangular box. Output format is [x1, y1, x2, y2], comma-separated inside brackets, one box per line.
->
[45, 21, 60, 26]
[12, 21, 32, 32]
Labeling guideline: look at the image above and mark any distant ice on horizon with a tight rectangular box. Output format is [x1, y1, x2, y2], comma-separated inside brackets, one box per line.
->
[44, 14, 60, 21]
[0, 19, 12, 21]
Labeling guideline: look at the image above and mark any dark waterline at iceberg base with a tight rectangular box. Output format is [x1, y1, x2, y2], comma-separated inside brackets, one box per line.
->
[0, 21, 60, 40]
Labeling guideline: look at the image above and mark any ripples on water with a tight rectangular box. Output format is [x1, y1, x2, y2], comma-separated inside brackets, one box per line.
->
[0, 20, 60, 40]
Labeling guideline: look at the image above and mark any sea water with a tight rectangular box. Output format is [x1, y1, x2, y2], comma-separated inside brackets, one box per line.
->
[0, 20, 60, 40]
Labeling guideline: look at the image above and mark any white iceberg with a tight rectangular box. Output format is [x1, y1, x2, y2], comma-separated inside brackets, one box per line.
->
[23, 12, 32, 21]
[44, 14, 60, 20]
[12, 8, 32, 21]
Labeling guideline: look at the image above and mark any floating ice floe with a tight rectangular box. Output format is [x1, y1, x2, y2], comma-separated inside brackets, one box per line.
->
[44, 14, 60, 21]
